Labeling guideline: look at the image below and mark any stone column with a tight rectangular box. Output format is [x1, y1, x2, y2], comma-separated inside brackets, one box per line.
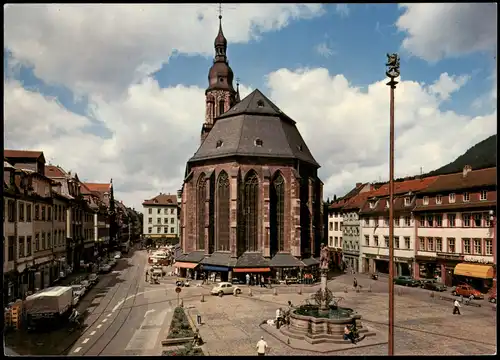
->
[290, 170, 301, 257]
[229, 166, 240, 258]
[262, 167, 271, 257]
[308, 178, 315, 256]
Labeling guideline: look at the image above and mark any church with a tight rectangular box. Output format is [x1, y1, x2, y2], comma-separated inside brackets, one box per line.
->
[176, 16, 324, 282]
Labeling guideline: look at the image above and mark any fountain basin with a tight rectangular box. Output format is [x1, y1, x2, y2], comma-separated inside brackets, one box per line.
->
[280, 305, 375, 344]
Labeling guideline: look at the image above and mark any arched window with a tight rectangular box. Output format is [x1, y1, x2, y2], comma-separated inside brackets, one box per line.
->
[217, 171, 230, 251]
[218, 99, 225, 116]
[270, 173, 285, 255]
[243, 171, 259, 252]
[197, 174, 206, 250]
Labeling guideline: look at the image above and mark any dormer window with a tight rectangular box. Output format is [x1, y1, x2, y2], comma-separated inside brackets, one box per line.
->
[463, 192, 470, 202]
[216, 140, 223, 149]
[385, 200, 390, 208]
[154, 199, 158, 204]
[404, 197, 410, 206]
[254, 138, 263, 147]
[480, 190, 487, 201]
[423, 196, 429, 205]
[449, 193, 456, 203]
[369, 201, 375, 209]
[257, 100, 265, 108]
[436, 195, 442, 204]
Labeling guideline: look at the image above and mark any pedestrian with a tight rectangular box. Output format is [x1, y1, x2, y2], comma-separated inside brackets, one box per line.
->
[261, 275, 265, 288]
[256, 336, 268, 356]
[353, 277, 358, 290]
[253, 274, 257, 286]
[145, 270, 148, 282]
[453, 299, 461, 315]
[197, 314, 202, 325]
[246, 273, 250, 286]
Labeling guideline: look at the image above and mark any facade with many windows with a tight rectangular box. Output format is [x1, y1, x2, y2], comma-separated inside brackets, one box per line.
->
[413, 166, 496, 289]
[142, 193, 180, 239]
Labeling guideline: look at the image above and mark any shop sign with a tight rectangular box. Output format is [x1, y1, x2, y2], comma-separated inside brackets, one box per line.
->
[463, 256, 491, 264]
[436, 252, 462, 261]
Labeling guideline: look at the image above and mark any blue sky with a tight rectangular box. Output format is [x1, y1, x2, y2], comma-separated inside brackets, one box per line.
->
[4, 3, 497, 209]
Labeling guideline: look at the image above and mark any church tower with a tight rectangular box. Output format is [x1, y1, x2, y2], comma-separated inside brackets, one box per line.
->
[201, 15, 238, 143]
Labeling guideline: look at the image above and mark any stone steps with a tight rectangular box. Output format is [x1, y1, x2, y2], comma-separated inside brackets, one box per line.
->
[280, 326, 375, 345]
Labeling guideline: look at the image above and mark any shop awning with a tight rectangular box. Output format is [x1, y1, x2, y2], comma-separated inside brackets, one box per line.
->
[233, 267, 271, 273]
[201, 265, 230, 272]
[174, 262, 199, 269]
[454, 263, 494, 279]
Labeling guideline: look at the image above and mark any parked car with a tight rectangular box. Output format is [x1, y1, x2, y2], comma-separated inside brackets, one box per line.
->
[80, 280, 91, 292]
[211, 282, 241, 296]
[99, 264, 112, 273]
[88, 273, 99, 285]
[114, 252, 122, 260]
[421, 279, 447, 292]
[452, 284, 483, 299]
[394, 276, 420, 287]
[71, 284, 85, 300]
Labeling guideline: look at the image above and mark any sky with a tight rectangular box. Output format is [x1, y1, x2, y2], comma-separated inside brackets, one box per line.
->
[4, 3, 497, 211]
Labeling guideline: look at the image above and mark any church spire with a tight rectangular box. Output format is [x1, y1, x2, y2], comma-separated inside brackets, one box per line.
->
[214, 14, 227, 62]
[235, 77, 241, 103]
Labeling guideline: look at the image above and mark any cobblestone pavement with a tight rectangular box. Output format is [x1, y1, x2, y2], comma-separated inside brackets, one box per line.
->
[182, 275, 496, 356]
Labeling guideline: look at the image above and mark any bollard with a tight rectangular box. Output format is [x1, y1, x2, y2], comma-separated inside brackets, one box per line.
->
[298, 287, 302, 295]
[368, 285, 372, 293]
[180, 299, 184, 307]
[248, 288, 253, 297]
[344, 286, 348, 293]
[429, 291, 435, 298]
[397, 288, 402, 296]
[287, 338, 290, 345]
[200, 294, 205, 302]
[273, 288, 278, 296]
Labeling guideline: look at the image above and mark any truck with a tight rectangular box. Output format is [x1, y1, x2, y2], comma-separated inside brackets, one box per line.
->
[24, 286, 74, 329]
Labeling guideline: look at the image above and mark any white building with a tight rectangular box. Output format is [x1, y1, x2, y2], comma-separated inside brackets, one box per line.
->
[142, 193, 180, 240]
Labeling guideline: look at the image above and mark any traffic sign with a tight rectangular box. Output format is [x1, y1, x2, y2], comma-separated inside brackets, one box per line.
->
[175, 287, 182, 294]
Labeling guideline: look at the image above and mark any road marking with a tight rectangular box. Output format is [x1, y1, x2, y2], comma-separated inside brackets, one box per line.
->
[106, 313, 112, 317]
[82, 338, 90, 344]
[74, 347, 82, 353]
[112, 288, 167, 313]
[102, 318, 108, 323]
[90, 331, 96, 336]
[97, 324, 102, 329]
[144, 309, 156, 318]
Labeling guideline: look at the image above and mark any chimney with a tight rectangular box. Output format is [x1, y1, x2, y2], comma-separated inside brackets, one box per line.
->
[463, 165, 472, 178]
[356, 182, 362, 187]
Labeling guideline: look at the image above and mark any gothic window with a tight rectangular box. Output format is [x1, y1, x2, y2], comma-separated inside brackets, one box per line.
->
[270, 173, 285, 255]
[217, 171, 230, 251]
[243, 170, 259, 252]
[218, 99, 225, 116]
[197, 173, 206, 250]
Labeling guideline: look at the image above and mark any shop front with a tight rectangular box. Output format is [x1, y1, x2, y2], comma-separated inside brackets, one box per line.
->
[233, 267, 271, 285]
[415, 255, 439, 280]
[343, 251, 359, 273]
[173, 261, 199, 278]
[453, 261, 495, 292]
[435, 252, 463, 286]
[199, 265, 231, 282]
[269, 253, 305, 282]
[369, 255, 412, 276]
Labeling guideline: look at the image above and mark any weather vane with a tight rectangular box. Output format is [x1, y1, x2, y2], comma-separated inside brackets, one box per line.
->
[236, 77, 240, 85]
[218, 3, 222, 18]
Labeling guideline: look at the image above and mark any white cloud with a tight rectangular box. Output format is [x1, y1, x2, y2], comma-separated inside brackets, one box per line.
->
[428, 72, 470, 101]
[5, 67, 496, 208]
[334, 4, 350, 18]
[314, 42, 335, 58]
[396, 3, 497, 62]
[4, 4, 324, 100]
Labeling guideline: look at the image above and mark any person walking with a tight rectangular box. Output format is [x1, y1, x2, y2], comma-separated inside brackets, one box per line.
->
[453, 299, 461, 315]
[256, 336, 268, 356]
[353, 277, 358, 290]
[246, 273, 250, 286]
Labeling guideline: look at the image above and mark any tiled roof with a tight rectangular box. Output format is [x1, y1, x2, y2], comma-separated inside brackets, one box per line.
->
[301, 257, 320, 267]
[4, 161, 14, 169]
[4, 149, 44, 160]
[343, 191, 375, 211]
[269, 253, 304, 268]
[420, 167, 496, 193]
[200, 252, 237, 267]
[369, 176, 439, 197]
[45, 165, 67, 178]
[143, 193, 177, 206]
[84, 183, 111, 193]
[80, 182, 93, 195]
[176, 251, 205, 263]
[329, 198, 349, 210]
[235, 252, 270, 268]
[413, 200, 496, 212]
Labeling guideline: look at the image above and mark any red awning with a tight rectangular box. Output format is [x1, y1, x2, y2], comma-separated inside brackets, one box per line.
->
[233, 268, 271, 273]
[174, 262, 198, 269]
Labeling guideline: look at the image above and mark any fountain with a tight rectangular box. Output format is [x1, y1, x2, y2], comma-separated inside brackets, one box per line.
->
[279, 244, 376, 345]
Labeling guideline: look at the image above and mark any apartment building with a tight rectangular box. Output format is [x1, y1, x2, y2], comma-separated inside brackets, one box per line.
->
[413, 166, 496, 289]
[327, 200, 345, 266]
[143, 193, 180, 239]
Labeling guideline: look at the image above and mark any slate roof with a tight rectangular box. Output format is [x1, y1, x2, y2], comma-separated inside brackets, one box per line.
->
[189, 89, 319, 167]
[269, 253, 304, 268]
[200, 252, 237, 267]
[176, 250, 205, 263]
[301, 257, 320, 267]
[235, 252, 270, 268]
[143, 193, 178, 206]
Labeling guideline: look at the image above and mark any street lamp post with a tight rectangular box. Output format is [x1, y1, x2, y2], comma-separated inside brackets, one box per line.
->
[385, 53, 400, 356]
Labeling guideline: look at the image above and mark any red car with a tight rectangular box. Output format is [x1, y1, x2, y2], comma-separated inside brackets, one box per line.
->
[452, 284, 483, 299]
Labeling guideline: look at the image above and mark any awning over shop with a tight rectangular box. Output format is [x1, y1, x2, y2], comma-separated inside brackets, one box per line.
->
[270, 253, 304, 268]
[454, 263, 494, 279]
[201, 265, 230, 272]
[174, 262, 199, 269]
[233, 267, 271, 273]
[301, 257, 320, 267]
